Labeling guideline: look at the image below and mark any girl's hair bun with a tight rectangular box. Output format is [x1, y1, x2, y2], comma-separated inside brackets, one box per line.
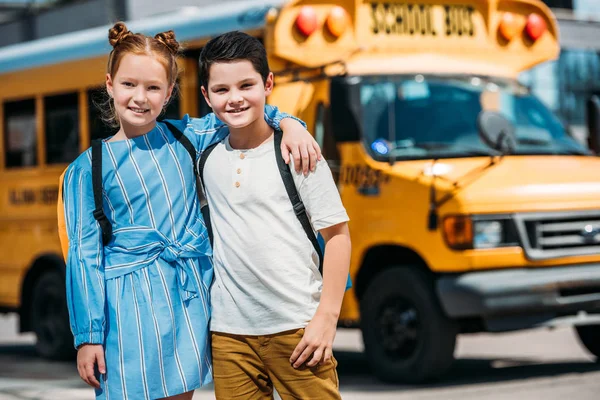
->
[154, 30, 180, 55]
[109, 22, 132, 48]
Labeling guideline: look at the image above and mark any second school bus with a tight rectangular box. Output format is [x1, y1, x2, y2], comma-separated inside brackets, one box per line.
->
[2, 0, 600, 383]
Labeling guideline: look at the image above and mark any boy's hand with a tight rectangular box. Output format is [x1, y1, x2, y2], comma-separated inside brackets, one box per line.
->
[279, 119, 322, 175]
[290, 311, 337, 368]
[77, 344, 105, 389]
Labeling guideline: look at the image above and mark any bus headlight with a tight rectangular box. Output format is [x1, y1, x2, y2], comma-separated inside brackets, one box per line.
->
[473, 221, 502, 249]
[443, 216, 519, 250]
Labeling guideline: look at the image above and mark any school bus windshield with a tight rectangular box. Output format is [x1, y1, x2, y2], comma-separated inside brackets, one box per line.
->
[360, 75, 589, 160]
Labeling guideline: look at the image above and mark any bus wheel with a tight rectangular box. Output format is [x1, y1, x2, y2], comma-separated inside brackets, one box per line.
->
[360, 267, 457, 383]
[30, 271, 74, 360]
[575, 325, 600, 359]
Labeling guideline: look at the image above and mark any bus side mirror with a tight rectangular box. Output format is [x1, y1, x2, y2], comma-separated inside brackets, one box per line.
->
[587, 95, 600, 155]
[330, 77, 362, 142]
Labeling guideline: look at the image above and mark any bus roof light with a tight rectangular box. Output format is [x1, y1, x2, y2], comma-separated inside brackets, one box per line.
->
[295, 6, 318, 37]
[525, 13, 546, 41]
[326, 6, 349, 38]
[499, 12, 521, 41]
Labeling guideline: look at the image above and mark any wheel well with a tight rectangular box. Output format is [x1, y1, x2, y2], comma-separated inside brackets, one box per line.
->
[19, 254, 65, 333]
[354, 245, 432, 301]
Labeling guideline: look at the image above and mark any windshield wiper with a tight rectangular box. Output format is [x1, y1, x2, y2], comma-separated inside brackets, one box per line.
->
[515, 138, 590, 155]
[414, 142, 500, 157]
[516, 138, 552, 146]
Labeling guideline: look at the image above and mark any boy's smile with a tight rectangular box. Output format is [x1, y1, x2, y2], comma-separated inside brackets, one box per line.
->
[202, 60, 274, 133]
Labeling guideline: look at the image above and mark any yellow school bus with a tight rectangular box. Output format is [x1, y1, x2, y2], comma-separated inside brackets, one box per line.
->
[2, 0, 600, 382]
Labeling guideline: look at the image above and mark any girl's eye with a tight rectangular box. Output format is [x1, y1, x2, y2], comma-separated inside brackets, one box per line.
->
[148, 86, 160, 91]
[122, 82, 134, 87]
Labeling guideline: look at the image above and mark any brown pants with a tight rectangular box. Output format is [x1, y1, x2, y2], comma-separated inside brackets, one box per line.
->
[211, 329, 341, 400]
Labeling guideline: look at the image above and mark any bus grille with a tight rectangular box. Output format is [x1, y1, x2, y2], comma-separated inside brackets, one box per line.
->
[515, 211, 600, 260]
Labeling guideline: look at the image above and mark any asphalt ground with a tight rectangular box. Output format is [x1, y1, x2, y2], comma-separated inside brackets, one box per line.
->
[1, 314, 599, 399]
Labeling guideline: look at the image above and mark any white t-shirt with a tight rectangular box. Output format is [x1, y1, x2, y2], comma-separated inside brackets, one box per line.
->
[205, 134, 349, 335]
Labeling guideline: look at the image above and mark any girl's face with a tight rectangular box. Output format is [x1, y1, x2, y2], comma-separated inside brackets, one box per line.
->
[106, 54, 173, 137]
[201, 60, 273, 130]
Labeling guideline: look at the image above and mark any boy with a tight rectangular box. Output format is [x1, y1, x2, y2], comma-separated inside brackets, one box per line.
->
[199, 32, 351, 399]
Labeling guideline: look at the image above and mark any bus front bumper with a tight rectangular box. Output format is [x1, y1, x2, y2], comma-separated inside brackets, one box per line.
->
[436, 263, 600, 332]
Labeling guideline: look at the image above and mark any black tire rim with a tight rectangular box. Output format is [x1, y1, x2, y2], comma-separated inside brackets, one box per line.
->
[375, 296, 420, 360]
[34, 283, 68, 351]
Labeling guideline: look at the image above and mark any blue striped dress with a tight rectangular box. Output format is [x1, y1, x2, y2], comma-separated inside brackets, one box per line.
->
[63, 108, 289, 400]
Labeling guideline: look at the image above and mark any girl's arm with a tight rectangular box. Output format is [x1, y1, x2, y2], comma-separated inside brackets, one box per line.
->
[63, 164, 107, 348]
[63, 164, 107, 389]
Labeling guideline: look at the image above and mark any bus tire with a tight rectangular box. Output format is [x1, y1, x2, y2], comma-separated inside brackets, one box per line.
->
[575, 325, 600, 359]
[360, 266, 457, 383]
[30, 270, 74, 360]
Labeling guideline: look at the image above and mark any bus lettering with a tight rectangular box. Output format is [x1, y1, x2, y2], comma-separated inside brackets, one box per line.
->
[340, 165, 391, 188]
[444, 5, 474, 36]
[371, 3, 436, 36]
[9, 187, 58, 206]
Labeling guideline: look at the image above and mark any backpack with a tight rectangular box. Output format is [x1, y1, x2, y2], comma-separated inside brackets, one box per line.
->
[84, 121, 351, 288]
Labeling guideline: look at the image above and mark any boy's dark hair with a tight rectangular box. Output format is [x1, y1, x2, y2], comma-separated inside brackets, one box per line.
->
[199, 31, 270, 89]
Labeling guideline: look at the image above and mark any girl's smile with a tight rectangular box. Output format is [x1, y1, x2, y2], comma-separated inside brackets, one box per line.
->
[106, 53, 173, 140]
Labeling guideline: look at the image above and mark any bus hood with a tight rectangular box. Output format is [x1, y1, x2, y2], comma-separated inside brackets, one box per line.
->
[409, 156, 600, 212]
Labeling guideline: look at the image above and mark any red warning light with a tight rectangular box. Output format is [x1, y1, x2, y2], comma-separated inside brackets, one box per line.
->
[295, 6, 318, 37]
[525, 13, 546, 41]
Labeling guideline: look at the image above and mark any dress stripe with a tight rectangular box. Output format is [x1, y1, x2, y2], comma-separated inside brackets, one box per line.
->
[156, 265, 188, 391]
[106, 145, 135, 225]
[158, 125, 191, 215]
[142, 268, 169, 398]
[143, 135, 178, 241]
[126, 140, 157, 229]
[115, 279, 128, 400]
[130, 276, 150, 400]
[75, 173, 92, 339]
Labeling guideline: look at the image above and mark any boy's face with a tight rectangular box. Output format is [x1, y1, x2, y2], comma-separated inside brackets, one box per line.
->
[202, 60, 273, 130]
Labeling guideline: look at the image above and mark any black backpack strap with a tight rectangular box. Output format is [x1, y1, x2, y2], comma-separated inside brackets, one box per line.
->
[91, 139, 112, 246]
[162, 119, 217, 245]
[273, 131, 324, 276]
[162, 120, 196, 170]
[163, 119, 204, 201]
[197, 142, 219, 245]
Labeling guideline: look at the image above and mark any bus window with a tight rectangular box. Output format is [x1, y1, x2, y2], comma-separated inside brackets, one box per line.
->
[87, 87, 115, 141]
[163, 94, 180, 120]
[44, 92, 80, 164]
[315, 103, 340, 181]
[3, 99, 37, 168]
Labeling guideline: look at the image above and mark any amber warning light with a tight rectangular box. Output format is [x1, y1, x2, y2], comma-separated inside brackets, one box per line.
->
[326, 6, 349, 37]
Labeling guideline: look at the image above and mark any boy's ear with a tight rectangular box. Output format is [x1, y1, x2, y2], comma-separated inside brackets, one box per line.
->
[264, 72, 274, 96]
[106, 74, 114, 98]
[201, 86, 212, 109]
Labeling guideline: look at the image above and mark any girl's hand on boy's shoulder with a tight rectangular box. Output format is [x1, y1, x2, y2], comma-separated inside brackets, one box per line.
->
[289, 311, 337, 369]
[77, 344, 105, 389]
[280, 119, 322, 176]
